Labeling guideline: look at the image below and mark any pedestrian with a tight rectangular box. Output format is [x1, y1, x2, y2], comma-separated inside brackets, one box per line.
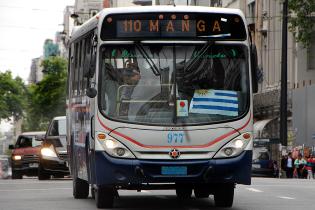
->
[281, 155, 288, 178]
[285, 152, 294, 178]
[273, 160, 279, 177]
[306, 155, 314, 179]
[294, 154, 307, 178]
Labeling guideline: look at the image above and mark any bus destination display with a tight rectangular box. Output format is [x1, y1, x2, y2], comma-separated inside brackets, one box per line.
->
[101, 13, 247, 40]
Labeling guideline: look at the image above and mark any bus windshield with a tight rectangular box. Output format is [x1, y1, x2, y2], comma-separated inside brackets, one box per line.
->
[99, 43, 249, 125]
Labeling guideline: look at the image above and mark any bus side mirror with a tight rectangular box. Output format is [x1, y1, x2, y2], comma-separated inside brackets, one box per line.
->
[251, 45, 259, 93]
[8, 145, 14, 150]
[87, 87, 97, 98]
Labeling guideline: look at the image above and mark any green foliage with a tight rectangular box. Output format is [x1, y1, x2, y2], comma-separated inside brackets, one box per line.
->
[288, 0, 315, 48]
[23, 56, 67, 131]
[0, 71, 26, 121]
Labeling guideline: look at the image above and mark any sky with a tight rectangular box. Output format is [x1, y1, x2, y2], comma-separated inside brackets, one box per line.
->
[0, 0, 74, 81]
[0, 0, 74, 132]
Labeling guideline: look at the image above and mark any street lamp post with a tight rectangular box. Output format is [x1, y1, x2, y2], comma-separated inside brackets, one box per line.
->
[280, 0, 288, 147]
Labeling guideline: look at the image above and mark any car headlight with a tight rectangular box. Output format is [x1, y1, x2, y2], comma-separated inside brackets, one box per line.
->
[13, 155, 22, 160]
[213, 133, 252, 159]
[97, 132, 135, 159]
[41, 145, 57, 158]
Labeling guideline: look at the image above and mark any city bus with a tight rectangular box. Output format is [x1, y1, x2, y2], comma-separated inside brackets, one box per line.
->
[67, 6, 258, 209]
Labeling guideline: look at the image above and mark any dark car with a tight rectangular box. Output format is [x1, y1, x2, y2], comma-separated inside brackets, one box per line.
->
[252, 147, 274, 177]
[38, 116, 69, 180]
[9, 132, 46, 179]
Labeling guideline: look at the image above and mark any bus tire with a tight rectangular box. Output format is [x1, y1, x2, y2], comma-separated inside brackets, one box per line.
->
[95, 186, 115, 208]
[12, 170, 22, 179]
[214, 184, 234, 208]
[176, 185, 192, 199]
[38, 166, 50, 180]
[73, 177, 89, 199]
[194, 187, 210, 198]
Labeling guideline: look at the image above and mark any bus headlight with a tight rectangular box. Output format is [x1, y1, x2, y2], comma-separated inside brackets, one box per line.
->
[213, 133, 251, 159]
[41, 145, 58, 158]
[97, 132, 135, 159]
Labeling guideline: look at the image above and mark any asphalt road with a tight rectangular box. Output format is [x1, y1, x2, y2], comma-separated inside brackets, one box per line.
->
[0, 177, 314, 210]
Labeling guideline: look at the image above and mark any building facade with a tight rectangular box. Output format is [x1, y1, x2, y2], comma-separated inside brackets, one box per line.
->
[72, 0, 104, 25]
[222, 0, 315, 146]
[28, 57, 44, 84]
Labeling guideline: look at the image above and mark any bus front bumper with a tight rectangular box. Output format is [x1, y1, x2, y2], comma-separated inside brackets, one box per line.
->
[94, 150, 252, 187]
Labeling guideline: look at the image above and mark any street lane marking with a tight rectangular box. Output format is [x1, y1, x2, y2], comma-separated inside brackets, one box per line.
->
[0, 187, 72, 192]
[277, 196, 295, 200]
[245, 188, 263, 193]
[141, 190, 150, 193]
[0, 181, 71, 185]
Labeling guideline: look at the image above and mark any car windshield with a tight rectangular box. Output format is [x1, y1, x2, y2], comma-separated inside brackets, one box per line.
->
[16, 136, 42, 148]
[99, 43, 249, 125]
[48, 118, 66, 136]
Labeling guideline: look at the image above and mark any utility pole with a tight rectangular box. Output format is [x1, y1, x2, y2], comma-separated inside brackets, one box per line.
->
[280, 0, 288, 146]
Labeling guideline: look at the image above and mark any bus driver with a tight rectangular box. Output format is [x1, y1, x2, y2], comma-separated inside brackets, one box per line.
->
[119, 61, 141, 116]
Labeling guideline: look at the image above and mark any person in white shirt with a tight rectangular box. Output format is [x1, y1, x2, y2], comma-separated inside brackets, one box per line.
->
[285, 152, 294, 178]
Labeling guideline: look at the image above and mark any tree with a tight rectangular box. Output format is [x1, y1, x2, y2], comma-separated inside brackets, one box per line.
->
[0, 71, 26, 121]
[288, 0, 315, 48]
[23, 57, 67, 131]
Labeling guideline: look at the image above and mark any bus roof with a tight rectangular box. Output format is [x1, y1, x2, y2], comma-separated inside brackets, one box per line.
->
[70, 6, 247, 42]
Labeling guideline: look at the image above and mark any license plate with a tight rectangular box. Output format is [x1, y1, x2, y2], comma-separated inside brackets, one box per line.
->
[161, 166, 187, 175]
[29, 163, 38, 168]
[252, 164, 261, 169]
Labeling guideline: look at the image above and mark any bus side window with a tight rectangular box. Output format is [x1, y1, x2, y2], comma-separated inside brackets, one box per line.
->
[82, 35, 91, 91]
[69, 44, 75, 97]
[76, 41, 82, 95]
[73, 42, 79, 96]
[90, 31, 97, 78]
[79, 39, 85, 95]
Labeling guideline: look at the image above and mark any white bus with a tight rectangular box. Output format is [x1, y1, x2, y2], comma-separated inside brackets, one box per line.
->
[67, 6, 258, 209]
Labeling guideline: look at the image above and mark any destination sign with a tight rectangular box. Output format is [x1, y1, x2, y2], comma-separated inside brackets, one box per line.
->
[101, 13, 247, 40]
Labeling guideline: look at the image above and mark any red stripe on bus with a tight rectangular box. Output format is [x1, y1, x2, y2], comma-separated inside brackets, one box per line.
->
[97, 113, 251, 149]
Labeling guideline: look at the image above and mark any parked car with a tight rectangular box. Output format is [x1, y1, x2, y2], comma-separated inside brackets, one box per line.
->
[251, 147, 274, 177]
[0, 155, 11, 179]
[38, 116, 69, 180]
[9, 131, 46, 179]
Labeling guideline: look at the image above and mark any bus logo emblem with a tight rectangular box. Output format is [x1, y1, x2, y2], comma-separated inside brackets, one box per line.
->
[169, 149, 180, 159]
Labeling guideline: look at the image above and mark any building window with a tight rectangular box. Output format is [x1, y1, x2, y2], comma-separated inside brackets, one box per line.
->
[307, 32, 315, 71]
[247, 1, 256, 25]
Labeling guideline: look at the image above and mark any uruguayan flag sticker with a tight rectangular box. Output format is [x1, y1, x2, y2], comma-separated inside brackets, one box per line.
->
[189, 89, 239, 116]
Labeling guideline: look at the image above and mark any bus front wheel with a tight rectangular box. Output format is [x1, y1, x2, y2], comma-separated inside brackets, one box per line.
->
[73, 177, 89, 199]
[214, 184, 234, 208]
[95, 186, 115, 208]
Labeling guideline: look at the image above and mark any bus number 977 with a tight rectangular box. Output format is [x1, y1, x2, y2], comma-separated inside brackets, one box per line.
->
[167, 132, 184, 144]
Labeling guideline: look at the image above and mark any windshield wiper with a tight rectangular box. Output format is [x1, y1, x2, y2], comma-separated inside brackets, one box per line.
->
[135, 43, 160, 76]
[184, 41, 214, 73]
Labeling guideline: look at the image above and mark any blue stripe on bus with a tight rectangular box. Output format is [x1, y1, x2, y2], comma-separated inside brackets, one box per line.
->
[214, 92, 238, 97]
[192, 98, 238, 104]
[192, 105, 238, 112]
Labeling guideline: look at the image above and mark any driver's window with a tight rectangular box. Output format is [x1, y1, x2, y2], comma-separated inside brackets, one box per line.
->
[48, 121, 59, 136]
